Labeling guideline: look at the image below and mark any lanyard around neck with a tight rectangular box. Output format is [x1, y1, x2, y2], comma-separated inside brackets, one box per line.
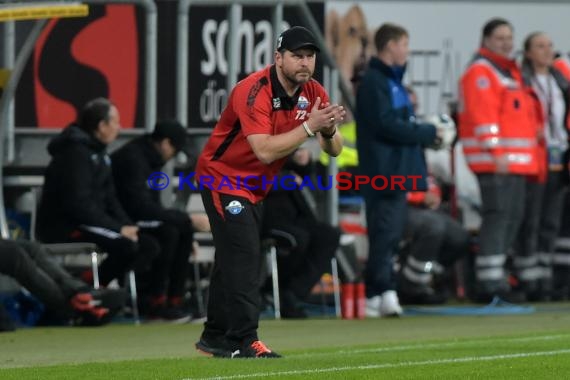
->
[532, 74, 556, 135]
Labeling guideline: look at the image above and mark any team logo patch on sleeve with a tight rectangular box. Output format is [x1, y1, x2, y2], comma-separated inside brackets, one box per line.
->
[476, 76, 490, 89]
[272, 98, 282, 109]
[225, 200, 245, 215]
[297, 96, 310, 110]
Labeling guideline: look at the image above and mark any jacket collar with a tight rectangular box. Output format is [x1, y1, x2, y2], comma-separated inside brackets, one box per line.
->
[141, 136, 166, 167]
[270, 65, 303, 110]
[477, 47, 517, 72]
[369, 56, 407, 81]
[522, 62, 570, 96]
[47, 125, 107, 156]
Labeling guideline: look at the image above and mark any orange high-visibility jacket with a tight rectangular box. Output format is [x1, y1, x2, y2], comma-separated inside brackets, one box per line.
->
[553, 56, 570, 129]
[458, 48, 539, 175]
[553, 57, 570, 81]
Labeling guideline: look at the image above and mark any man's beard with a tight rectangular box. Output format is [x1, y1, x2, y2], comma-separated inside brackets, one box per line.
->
[283, 69, 312, 87]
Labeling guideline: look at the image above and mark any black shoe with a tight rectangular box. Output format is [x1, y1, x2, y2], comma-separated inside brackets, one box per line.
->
[231, 340, 282, 358]
[195, 335, 232, 358]
[89, 288, 127, 313]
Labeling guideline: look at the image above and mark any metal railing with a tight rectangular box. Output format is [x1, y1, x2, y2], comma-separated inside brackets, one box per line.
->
[0, 18, 45, 239]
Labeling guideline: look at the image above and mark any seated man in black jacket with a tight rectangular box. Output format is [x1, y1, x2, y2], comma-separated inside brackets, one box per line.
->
[262, 148, 341, 318]
[111, 120, 201, 321]
[37, 98, 160, 289]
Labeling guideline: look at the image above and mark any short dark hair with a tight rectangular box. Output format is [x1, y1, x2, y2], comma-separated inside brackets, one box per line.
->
[78, 97, 114, 135]
[374, 23, 408, 52]
[481, 18, 512, 40]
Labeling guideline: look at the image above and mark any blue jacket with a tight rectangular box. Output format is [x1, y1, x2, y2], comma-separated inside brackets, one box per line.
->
[355, 57, 436, 197]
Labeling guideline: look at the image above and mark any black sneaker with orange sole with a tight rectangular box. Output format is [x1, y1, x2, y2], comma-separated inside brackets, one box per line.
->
[230, 340, 282, 358]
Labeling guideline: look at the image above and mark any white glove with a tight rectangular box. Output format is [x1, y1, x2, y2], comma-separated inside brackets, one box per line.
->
[426, 114, 456, 150]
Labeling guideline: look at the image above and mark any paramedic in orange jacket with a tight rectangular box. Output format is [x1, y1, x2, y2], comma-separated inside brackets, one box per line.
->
[554, 55, 570, 81]
[458, 18, 540, 301]
[552, 53, 570, 299]
[515, 34, 570, 301]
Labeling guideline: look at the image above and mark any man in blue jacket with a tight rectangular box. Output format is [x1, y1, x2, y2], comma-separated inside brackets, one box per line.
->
[356, 23, 440, 317]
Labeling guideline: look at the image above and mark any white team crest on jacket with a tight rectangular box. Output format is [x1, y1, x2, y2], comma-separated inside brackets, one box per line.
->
[225, 200, 245, 215]
[297, 96, 310, 110]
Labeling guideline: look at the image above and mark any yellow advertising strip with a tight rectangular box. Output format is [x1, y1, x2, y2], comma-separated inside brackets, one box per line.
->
[0, 4, 88, 22]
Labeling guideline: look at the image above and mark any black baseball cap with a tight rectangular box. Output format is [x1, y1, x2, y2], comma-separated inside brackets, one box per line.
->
[151, 120, 189, 153]
[277, 26, 320, 53]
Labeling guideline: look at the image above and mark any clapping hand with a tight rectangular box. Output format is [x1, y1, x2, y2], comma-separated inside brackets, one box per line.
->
[305, 97, 346, 134]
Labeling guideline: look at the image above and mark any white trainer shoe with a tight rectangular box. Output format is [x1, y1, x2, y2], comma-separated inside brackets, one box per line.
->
[365, 295, 382, 317]
[379, 290, 403, 317]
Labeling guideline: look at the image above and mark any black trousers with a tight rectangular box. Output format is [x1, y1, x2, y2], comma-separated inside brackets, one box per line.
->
[140, 221, 194, 298]
[516, 172, 567, 257]
[266, 219, 340, 301]
[200, 189, 263, 347]
[364, 192, 408, 297]
[70, 228, 160, 287]
[515, 171, 568, 285]
[0, 240, 87, 320]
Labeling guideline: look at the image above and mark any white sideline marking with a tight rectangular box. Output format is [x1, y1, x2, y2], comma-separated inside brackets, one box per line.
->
[291, 333, 570, 358]
[183, 348, 570, 380]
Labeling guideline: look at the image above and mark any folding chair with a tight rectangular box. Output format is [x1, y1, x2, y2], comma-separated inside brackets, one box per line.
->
[30, 187, 140, 324]
[262, 229, 342, 319]
[189, 232, 216, 317]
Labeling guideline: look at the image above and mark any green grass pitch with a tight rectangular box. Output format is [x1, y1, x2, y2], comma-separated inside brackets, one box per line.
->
[1, 306, 570, 379]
